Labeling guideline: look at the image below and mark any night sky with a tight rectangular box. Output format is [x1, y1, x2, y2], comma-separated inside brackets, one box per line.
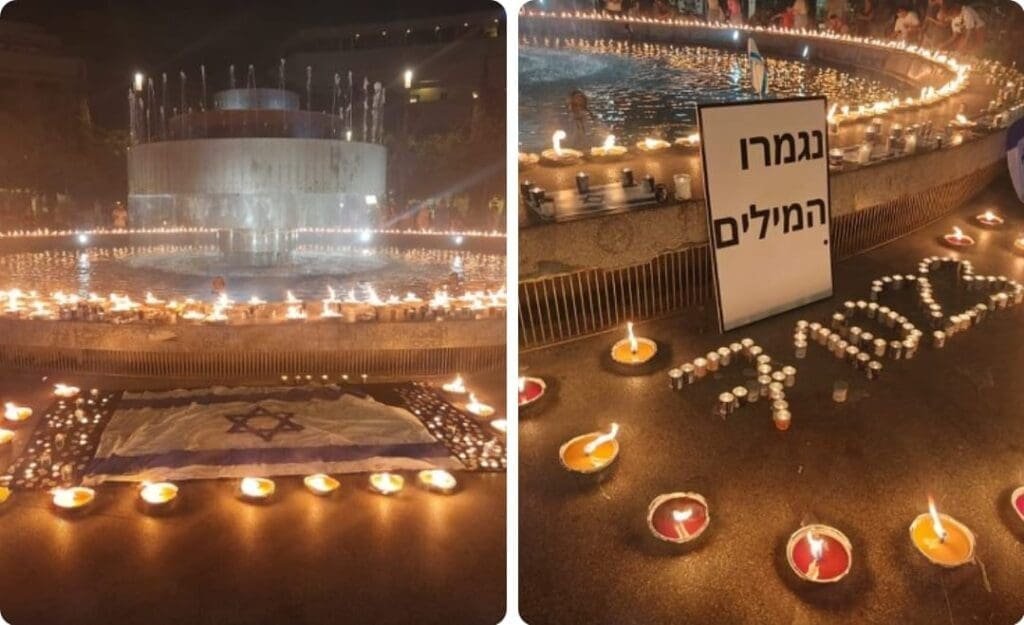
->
[1, 0, 503, 128]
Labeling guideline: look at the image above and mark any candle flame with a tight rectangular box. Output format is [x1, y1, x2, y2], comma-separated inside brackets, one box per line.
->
[518, 376, 526, 393]
[583, 422, 620, 455]
[808, 531, 825, 561]
[672, 508, 694, 523]
[552, 129, 566, 156]
[928, 496, 947, 541]
[627, 321, 639, 354]
[952, 226, 964, 240]
[603, 134, 616, 149]
[240, 477, 275, 498]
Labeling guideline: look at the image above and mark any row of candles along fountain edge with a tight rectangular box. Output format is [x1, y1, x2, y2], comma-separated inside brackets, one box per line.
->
[537, 328, 1022, 579]
[0, 285, 507, 325]
[0, 374, 506, 511]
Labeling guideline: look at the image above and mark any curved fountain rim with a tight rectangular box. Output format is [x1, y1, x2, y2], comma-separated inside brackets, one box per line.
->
[520, 9, 976, 124]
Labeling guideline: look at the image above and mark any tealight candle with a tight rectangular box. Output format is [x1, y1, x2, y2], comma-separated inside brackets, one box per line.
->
[786, 524, 853, 583]
[942, 227, 975, 248]
[465, 393, 495, 418]
[239, 477, 275, 501]
[1014, 235, 1024, 254]
[1012, 486, 1024, 524]
[417, 469, 457, 494]
[975, 210, 1004, 227]
[674, 132, 701, 148]
[139, 481, 179, 506]
[53, 384, 80, 398]
[490, 418, 507, 433]
[3, 402, 32, 423]
[590, 134, 628, 159]
[909, 497, 976, 567]
[52, 486, 96, 511]
[442, 374, 468, 395]
[610, 321, 657, 365]
[369, 472, 405, 495]
[559, 423, 620, 474]
[646, 492, 710, 544]
[518, 376, 547, 408]
[636, 137, 670, 152]
[303, 473, 340, 496]
[541, 130, 582, 165]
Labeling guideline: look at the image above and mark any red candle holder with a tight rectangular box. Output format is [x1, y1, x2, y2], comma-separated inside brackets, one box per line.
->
[942, 228, 975, 248]
[518, 376, 547, 409]
[785, 524, 853, 583]
[975, 211, 1004, 227]
[646, 492, 710, 544]
[1012, 486, 1024, 524]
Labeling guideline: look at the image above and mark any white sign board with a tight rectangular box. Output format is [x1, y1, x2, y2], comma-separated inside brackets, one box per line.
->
[698, 97, 833, 331]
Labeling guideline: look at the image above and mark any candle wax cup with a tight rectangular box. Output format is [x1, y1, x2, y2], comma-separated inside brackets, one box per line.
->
[518, 378, 546, 407]
[560, 434, 619, 473]
[910, 513, 975, 566]
[1012, 487, 1024, 522]
[611, 338, 657, 365]
[790, 530, 851, 581]
[648, 494, 709, 543]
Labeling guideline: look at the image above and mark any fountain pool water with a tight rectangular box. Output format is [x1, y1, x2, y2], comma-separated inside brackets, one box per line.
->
[0, 244, 505, 303]
[519, 40, 912, 151]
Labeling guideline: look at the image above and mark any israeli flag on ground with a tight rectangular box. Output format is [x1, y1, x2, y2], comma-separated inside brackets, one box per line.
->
[1007, 116, 1024, 203]
[748, 38, 768, 98]
[84, 386, 460, 483]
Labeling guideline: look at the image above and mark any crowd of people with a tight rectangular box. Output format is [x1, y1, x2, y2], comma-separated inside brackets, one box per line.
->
[590, 0, 1003, 58]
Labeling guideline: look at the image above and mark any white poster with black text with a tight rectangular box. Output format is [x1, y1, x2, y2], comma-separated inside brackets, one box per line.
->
[698, 97, 833, 331]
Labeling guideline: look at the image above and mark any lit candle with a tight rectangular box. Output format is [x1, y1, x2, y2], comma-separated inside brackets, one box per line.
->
[786, 524, 853, 583]
[975, 210, 1004, 227]
[139, 481, 179, 507]
[465, 393, 495, 418]
[942, 227, 974, 248]
[610, 321, 657, 365]
[909, 496, 976, 567]
[4, 402, 32, 423]
[490, 418, 507, 433]
[52, 486, 96, 511]
[1012, 486, 1024, 524]
[540, 130, 582, 165]
[518, 376, 547, 408]
[442, 374, 468, 395]
[369, 472, 405, 495]
[1014, 234, 1024, 254]
[559, 423, 620, 474]
[0, 486, 10, 505]
[417, 469, 457, 494]
[304, 473, 340, 496]
[636, 137, 670, 152]
[646, 492, 710, 544]
[239, 477, 275, 501]
[53, 384, 80, 398]
[674, 132, 701, 148]
[590, 134, 628, 158]
[0, 428, 13, 446]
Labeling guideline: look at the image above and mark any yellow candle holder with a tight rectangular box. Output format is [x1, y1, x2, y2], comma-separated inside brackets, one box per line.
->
[0, 486, 11, 505]
[4, 403, 32, 423]
[304, 473, 340, 496]
[239, 477, 276, 501]
[559, 426, 620, 474]
[51, 486, 96, 512]
[417, 469, 458, 494]
[0, 428, 14, 446]
[610, 338, 658, 366]
[139, 482, 179, 508]
[369, 472, 405, 495]
[909, 510, 976, 567]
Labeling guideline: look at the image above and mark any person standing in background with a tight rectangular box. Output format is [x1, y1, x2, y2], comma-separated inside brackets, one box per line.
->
[792, 0, 811, 29]
[707, 0, 726, 22]
[893, 5, 922, 41]
[727, 0, 744, 24]
[941, 0, 985, 54]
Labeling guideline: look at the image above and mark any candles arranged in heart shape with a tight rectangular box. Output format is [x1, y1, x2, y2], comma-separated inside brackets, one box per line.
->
[646, 492, 710, 544]
[559, 423, 620, 474]
[610, 321, 657, 366]
[786, 524, 853, 583]
[518, 376, 547, 408]
[909, 496, 976, 567]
